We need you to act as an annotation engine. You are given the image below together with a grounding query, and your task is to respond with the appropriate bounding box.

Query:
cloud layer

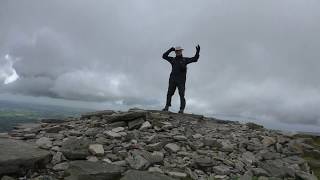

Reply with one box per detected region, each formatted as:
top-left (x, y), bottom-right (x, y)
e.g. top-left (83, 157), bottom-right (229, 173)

top-left (1, 0), bottom-right (320, 130)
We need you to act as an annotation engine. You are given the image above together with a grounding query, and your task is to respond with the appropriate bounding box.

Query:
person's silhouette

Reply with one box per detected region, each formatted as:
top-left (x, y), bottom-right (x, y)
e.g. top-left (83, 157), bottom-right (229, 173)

top-left (162, 45), bottom-right (200, 113)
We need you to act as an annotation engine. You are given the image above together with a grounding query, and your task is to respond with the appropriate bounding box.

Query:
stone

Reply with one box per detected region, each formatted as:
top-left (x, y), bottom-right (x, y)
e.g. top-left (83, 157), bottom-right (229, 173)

top-left (23, 133), bottom-right (36, 139)
top-left (65, 160), bottom-right (124, 180)
top-left (41, 118), bottom-right (66, 123)
top-left (2, 108), bottom-right (316, 179)
top-left (32, 175), bottom-right (56, 180)
top-left (69, 130), bottom-right (82, 136)
top-left (241, 151), bottom-right (256, 164)
top-left (282, 155), bottom-right (305, 165)
top-left (257, 177), bottom-right (269, 180)
top-left (220, 140), bottom-right (234, 152)
top-left (135, 150), bottom-right (164, 165)
top-left (53, 162), bottom-right (69, 171)
top-left (0, 138), bottom-right (51, 175)
top-left (145, 142), bottom-right (165, 151)
top-left (60, 137), bottom-right (91, 160)
top-left (128, 118), bottom-right (145, 130)
top-left (87, 156), bottom-right (99, 162)
top-left (1, 176), bottom-right (15, 180)
top-left (257, 161), bottom-right (295, 178)
top-left (96, 137), bottom-right (109, 144)
top-left (148, 166), bottom-right (163, 173)
top-left (261, 152), bottom-right (281, 160)
top-left (164, 143), bottom-right (180, 153)
top-left (295, 171), bottom-right (318, 180)
top-left (107, 112), bottom-right (146, 123)
top-left (246, 122), bottom-right (263, 130)
top-left (252, 168), bottom-right (269, 176)
top-left (192, 133), bottom-right (203, 139)
top-left (239, 170), bottom-right (253, 180)
top-left (89, 144), bottom-right (104, 156)
top-left (126, 152), bottom-right (150, 170)
top-left (140, 121), bottom-right (152, 130)
top-left (52, 152), bottom-right (66, 165)
top-left (173, 135), bottom-right (187, 141)
top-left (214, 175), bottom-right (228, 179)
top-left (212, 165), bottom-right (231, 175)
top-left (81, 110), bottom-right (115, 119)
top-left (44, 125), bottom-right (64, 133)
top-left (194, 157), bottom-right (217, 167)
top-left (167, 171), bottom-right (187, 178)
top-left (0, 133), bottom-right (9, 138)
top-left (112, 127), bottom-right (125, 133)
top-left (203, 137), bottom-right (221, 147)
top-left (261, 136), bottom-right (276, 146)
top-left (112, 160), bottom-right (127, 166)
top-left (120, 170), bottom-right (175, 180)
top-left (104, 130), bottom-right (122, 138)
top-left (108, 121), bottom-right (127, 128)
top-left (85, 128), bottom-right (99, 136)
top-left (36, 137), bottom-right (52, 149)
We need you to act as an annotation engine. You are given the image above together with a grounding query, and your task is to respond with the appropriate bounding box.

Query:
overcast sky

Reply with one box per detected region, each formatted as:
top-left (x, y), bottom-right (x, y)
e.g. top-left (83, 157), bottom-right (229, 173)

top-left (0, 0), bottom-right (320, 132)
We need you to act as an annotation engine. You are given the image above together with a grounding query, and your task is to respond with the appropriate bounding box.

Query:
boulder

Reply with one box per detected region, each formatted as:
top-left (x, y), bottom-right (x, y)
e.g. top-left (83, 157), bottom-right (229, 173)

top-left (164, 143), bottom-right (180, 153)
top-left (107, 112), bottom-right (146, 123)
top-left (0, 138), bottom-right (51, 175)
top-left (128, 118), bottom-right (145, 130)
top-left (36, 137), bottom-right (52, 150)
top-left (89, 144), bottom-right (104, 156)
top-left (81, 110), bottom-right (115, 119)
top-left (140, 121), bottom-right (152, 130)
top-left (53, 162), bottom-right (69, 171)
top-left (126, 151), bottom-right (150, 170)
top-left (60, 137), bottom-right (91, 160)
top-left (246, 122), bottom-right (263, 130)
top-left (65, 160), bottom-right (124, 180)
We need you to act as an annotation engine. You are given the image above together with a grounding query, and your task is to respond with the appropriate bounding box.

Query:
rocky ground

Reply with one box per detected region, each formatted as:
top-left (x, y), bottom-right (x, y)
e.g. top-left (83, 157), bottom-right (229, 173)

top-left (0, 108), bottom-right (319, 180)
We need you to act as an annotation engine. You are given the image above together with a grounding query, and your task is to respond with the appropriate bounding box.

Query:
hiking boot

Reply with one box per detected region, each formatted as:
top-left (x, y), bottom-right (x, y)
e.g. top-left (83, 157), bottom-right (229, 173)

top-left (178, 109), bottom-right (184, 114)
top-left (162, 106), bottom-right (169, 111)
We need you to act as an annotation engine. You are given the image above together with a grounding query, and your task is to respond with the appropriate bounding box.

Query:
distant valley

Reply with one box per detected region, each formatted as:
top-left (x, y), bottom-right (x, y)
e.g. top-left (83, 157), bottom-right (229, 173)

top-left (0, 100), bottom-right (91, 132)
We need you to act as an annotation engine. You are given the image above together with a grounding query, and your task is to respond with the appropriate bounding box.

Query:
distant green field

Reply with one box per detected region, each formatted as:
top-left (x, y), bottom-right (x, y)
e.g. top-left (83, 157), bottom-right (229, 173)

top-left (0, 100), bottom-right (91, 132)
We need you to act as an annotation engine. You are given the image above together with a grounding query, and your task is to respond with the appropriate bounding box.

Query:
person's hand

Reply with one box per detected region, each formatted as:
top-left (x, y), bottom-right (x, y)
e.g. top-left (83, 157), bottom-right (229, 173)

top-left (170, 47), bottom-right (175, 52)
top-left (196, 45), bottom-right (200, 53)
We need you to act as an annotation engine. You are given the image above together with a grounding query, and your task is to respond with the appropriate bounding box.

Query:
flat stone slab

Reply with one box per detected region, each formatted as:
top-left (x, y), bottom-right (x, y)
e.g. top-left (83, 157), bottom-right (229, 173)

top-left (120, 170), bottom-right (175, 180)
top-left (0, 138), bottom-right (51, 175)
top-left (65, 160), bottom-right (124, 180)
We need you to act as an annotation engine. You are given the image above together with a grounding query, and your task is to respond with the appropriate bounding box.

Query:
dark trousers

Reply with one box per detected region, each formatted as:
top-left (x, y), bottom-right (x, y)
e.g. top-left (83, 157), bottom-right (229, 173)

top-left (165, 77), bottom-right (186, 110)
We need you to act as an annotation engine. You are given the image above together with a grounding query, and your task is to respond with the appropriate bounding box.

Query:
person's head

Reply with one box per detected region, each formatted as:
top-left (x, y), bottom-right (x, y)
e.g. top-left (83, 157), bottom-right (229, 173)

top-left (174, 46), bottom-right (184, 57)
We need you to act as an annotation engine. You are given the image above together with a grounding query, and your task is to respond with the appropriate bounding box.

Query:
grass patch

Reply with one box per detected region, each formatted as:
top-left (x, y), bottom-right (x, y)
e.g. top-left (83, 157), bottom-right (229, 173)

top-left (293, 134), bottom-right (320, 179)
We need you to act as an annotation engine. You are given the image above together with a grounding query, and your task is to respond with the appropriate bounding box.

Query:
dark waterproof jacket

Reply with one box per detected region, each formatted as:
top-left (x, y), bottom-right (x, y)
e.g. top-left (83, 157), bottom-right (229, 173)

top-left (162, 48), bottom-right (199, 82)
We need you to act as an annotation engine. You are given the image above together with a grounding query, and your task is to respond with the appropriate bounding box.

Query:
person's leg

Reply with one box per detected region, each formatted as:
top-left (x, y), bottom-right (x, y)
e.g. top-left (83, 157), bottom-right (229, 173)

top-left (163, 78), bottom-right (177, 111)
top-left (177, 80), bottom-right (186, 113)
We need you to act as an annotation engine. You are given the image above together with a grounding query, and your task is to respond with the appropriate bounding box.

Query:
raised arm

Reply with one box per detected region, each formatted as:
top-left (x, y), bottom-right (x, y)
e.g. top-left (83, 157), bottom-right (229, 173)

top-left (162, 47), bottom-right (175, 63)
top-left (186, 45), bottom-right (200, 64)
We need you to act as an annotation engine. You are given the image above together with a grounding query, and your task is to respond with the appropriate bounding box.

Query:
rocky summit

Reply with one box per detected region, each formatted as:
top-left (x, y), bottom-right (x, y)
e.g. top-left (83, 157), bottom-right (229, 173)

top-left (0, 108), bottom-right (318, 180)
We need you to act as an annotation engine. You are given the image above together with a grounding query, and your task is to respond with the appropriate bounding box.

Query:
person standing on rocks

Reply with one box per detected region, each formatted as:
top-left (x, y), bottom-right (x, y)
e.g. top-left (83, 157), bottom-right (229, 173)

top-left (162, 45), bottom-right (200, 113)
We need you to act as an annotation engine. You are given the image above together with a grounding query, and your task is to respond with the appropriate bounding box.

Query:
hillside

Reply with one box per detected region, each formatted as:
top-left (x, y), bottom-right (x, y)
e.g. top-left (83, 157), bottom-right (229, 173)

top-left (0, 108), bottom-right (318, 180)
top-left (0, 100), bottom-right (91, 132)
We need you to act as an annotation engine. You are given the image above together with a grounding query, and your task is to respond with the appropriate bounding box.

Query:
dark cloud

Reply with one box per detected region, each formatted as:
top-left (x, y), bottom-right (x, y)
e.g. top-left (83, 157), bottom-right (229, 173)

top-left (0, 0), bottom-right (320, 131)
